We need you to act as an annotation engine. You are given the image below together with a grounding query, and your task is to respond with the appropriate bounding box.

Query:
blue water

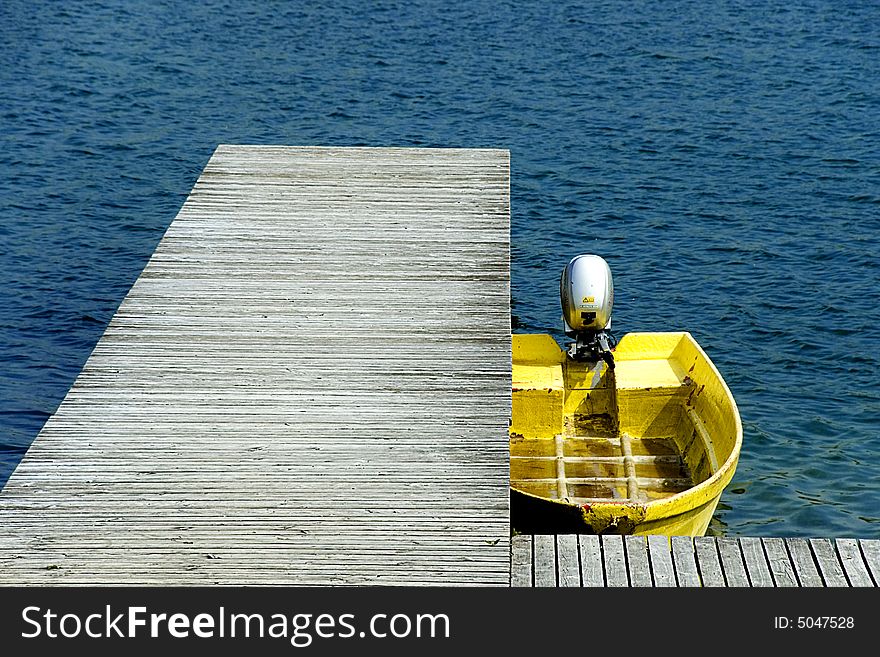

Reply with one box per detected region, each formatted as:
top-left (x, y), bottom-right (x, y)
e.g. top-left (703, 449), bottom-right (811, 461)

top-left (1, 0), bottom-right (878, 538)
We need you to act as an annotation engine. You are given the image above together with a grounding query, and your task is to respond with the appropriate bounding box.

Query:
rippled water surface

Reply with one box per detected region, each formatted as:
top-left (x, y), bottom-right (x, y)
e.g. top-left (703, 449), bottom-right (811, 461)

top-left (1, 0), bottom-right (878, 537)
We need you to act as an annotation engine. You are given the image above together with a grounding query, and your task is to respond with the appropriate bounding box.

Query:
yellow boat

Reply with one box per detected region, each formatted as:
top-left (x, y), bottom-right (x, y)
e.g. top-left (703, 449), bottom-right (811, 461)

top-left (510, 257), bottom-right (742, 536)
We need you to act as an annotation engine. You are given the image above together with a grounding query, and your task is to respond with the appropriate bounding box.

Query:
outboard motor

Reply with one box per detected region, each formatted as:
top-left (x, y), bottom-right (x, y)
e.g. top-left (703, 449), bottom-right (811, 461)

top-left (560, 254), bottom-right (616, 367)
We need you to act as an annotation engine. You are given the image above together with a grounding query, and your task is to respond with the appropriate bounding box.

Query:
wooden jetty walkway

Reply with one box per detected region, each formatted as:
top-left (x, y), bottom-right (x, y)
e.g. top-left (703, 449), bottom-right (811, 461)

top-left (0, 145), bottom-right (511, 585)
top-left (511, 534), bottom-right (880, 587)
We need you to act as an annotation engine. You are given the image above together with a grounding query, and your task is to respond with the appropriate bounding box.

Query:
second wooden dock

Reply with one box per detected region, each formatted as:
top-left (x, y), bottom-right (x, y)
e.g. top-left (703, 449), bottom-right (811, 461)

top-left (511, 534), bottom-right (880, 587)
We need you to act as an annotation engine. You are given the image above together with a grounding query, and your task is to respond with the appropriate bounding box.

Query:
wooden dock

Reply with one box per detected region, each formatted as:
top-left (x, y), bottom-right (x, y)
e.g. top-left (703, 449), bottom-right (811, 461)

top-left (0, 145), bottom-right (511, 585)
top-left (511, 534), bottom-right (880, 587)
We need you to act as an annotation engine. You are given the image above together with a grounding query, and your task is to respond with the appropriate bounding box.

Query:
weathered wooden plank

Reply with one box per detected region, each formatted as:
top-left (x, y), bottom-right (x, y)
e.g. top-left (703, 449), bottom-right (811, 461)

top-left (858, 540), bottom-right (880, 586)
top-left (647, 535), bottom-right (676, 587)
top-left (510, 535), bottom-right (533, 588)
top-left (602, 535), bottom-right (628, 587)
top-left (835, 539), bottom-right (874, 587)
top-left (671, 536), bottom-right (701, 587)
top-left (579, 535), bottom-right (604, 587)
top-left (809, 538), bottom-right (848, 587)
top-left (694, 536), bottom-right (725, 587)
top-left (716, 537), bottom-right (749, 587)
top-left (762, 538), bottom-right (798, 587)
top-left (739, 537), bottom-right (773, 587)
top-left (624, 535), bottom-right (652, 587)
top-left (533, 534), bottom-right (557, 587)
top-left (0, 146), bottom-right (511, 585)
top-left (786, 538), bottom-right (823, 587)
top-left (556, 535), bottom-right (581, 587)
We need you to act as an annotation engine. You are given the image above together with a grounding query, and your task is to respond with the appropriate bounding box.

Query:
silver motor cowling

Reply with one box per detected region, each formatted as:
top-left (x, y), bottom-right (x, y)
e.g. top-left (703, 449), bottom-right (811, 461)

top-left (560, 254), bottom-right (616, 366)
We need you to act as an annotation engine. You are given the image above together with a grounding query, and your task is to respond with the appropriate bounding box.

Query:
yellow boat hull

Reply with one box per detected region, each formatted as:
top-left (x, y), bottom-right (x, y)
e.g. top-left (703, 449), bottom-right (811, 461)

top-left (510, 332), bottom-right (742, 536)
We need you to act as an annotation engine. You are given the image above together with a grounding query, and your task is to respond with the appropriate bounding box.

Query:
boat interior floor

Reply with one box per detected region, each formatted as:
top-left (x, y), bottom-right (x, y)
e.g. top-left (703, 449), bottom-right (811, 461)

top-left (510, 418), bottom-right (694, 505)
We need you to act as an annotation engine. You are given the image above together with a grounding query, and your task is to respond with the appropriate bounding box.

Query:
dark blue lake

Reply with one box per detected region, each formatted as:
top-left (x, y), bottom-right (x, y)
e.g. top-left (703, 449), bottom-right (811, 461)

top-left (1, 0), bottom-right (878, 537)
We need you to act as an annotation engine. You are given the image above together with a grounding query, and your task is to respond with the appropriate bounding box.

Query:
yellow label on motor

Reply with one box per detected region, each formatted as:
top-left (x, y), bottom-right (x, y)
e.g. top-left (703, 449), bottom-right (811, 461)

top-left (583, 296), bottom-right (595, 304)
